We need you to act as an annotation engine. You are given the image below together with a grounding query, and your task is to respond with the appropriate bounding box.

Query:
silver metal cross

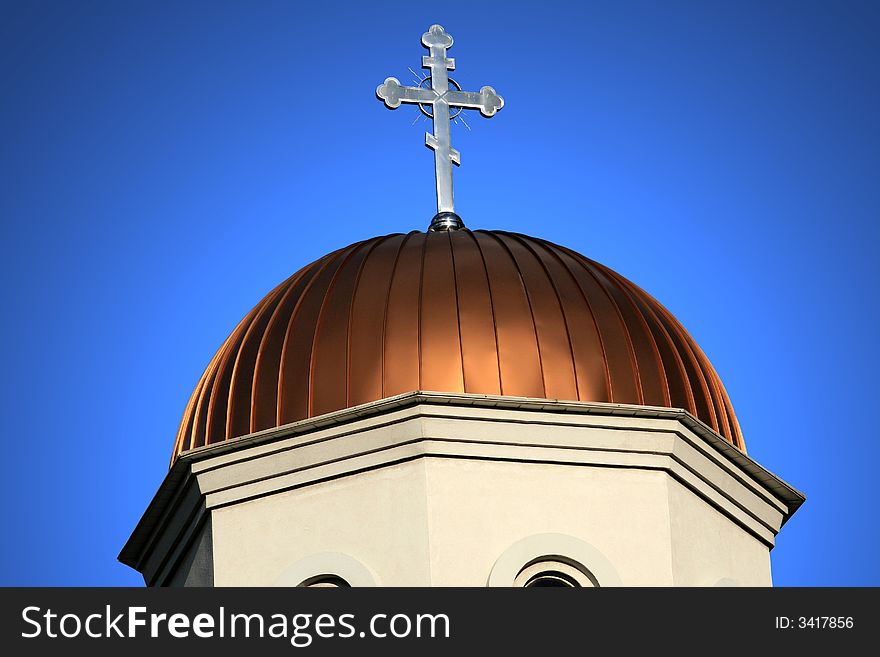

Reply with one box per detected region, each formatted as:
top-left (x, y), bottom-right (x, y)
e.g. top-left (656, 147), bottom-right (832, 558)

top-left (377, 24), bottom-right (504, 231)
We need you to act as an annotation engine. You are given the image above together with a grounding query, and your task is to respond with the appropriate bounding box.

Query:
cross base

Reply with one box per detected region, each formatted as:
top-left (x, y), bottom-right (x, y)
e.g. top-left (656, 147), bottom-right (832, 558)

top-left (429, 211), bottom-right (465, 232)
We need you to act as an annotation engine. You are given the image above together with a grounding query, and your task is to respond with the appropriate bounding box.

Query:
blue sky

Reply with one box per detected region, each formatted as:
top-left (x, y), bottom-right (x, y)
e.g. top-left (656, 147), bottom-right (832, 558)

top-left (1, 0), bottom-right (877, 585)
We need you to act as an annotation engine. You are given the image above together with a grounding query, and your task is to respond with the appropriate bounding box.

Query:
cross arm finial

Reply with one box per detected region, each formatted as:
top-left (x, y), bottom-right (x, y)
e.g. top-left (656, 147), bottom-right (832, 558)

top-left (376, 77), bottom-right (435, 109)
top-left (421, 24), bottom-right (453, 49)
top-left (443, 86), bottom-right (504, 117)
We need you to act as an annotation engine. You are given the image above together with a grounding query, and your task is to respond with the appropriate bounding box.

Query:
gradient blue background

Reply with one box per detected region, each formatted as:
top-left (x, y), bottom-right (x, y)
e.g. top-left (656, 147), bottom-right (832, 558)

top-left (1, 0), bottom-right (877, 586)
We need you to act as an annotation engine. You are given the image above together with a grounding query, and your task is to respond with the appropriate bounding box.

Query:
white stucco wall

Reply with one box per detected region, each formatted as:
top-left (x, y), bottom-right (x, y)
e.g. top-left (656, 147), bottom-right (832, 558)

top-left (212, 460), bottom-right (431, 586)
top-left (666, 477), bottom-right (772, 586)
top-left (422, 458), bottom-right (671, 585)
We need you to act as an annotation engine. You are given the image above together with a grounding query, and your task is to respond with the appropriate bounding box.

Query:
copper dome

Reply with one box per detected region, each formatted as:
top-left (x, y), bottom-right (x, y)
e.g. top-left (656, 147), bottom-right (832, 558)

top-left (172, 230), bottom-right (743, 463)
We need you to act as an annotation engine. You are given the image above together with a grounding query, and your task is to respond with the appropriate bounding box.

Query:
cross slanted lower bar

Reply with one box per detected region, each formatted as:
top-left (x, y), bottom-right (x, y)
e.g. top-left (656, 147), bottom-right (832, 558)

top-left (377, 24), bottom-right (504, 231)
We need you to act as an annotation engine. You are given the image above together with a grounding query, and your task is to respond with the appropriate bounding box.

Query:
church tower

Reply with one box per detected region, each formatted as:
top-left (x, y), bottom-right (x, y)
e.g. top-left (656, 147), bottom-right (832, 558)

top-left (119, 25), bottom-right (803, 587)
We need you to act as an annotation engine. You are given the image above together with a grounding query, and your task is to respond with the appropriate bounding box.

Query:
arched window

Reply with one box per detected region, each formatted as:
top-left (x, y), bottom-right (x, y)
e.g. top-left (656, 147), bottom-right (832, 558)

top-left (513, 559), bottom-right (596, 587)
top-left (273, 552), bottom-right (378, 587)
top-left (488, 533), bottom-right (622, 587)
top-left (298, 574), bottom-right (351, 588)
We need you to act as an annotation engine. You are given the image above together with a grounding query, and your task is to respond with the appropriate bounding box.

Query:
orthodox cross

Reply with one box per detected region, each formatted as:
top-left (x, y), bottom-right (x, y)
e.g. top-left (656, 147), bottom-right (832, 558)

top-left (377, 24), bottom-right (504, 231)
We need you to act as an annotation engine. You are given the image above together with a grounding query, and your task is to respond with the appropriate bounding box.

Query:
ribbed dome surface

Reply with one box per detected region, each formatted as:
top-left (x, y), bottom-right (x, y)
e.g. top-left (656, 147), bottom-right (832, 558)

top-left (173, 230), bottom-right (743, 463)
